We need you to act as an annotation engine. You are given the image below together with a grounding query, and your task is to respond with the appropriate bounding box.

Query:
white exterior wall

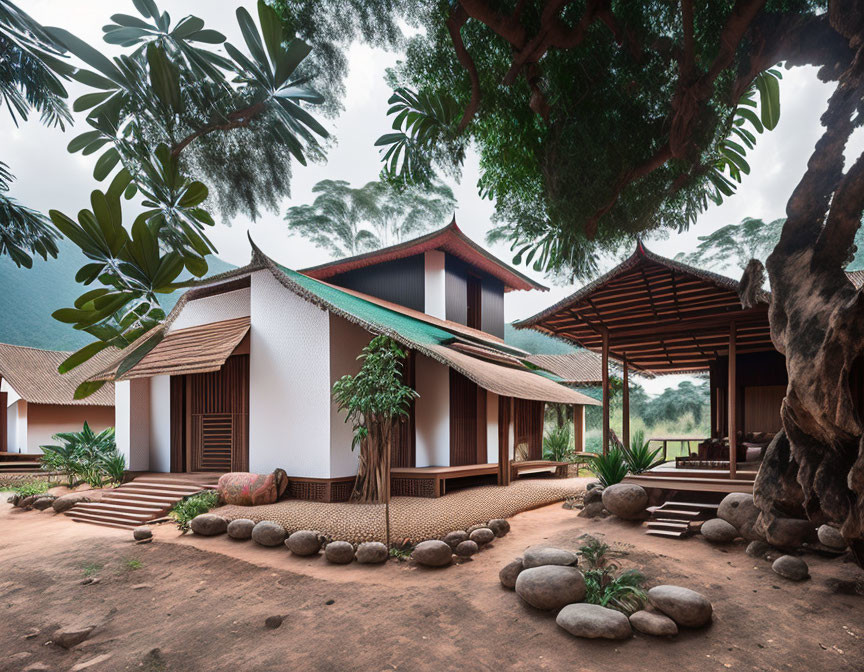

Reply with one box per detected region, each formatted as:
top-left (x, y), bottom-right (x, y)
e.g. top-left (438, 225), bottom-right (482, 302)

top-left (329, 314), bottom-right (371, 478)
top-left (414, 353), bottom-right (450, 467)
top-left (148, 375), bottom-right (172, 472)
top-left (424, 251), bottom-right (446, 319)
top-left (115, 379), bottom-right (151, 471)
top-left (170, 287), bottom-right (250, 331)
top-left (486, 392), bottom-right (499, 464)
top-left (7, 399), bottom-right (25, 453)
top-left (249, 270), bottom-right (332, 476)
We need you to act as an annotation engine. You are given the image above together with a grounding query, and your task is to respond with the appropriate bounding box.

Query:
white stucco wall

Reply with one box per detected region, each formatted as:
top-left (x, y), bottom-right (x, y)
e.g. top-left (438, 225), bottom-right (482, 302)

top-left (329, 314), bottom-right (371, 478)
top-left (249, 270), bottom-right (332, 476)
top-left (414, 353), bottom-right (450, 467)
top-left (170, 286), bottom-right (250, 331)
top-left (424, 250), bottom-right (446, 319)
top-left (486, 392), bottom-right (499, 464)
top-left (115, 379), bottom-right (151, 471)
top-left (6, 399), bottom-right (24, 453)
top-left (149, 375), bottom-right (171, 472)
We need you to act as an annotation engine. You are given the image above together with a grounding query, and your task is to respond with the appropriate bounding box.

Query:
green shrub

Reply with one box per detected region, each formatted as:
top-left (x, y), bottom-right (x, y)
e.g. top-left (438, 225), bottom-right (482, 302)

top-left (622, 430), bottom-right (665, 474)
top-left (11, 480), bottom-right (51, 497)
top-left (579, 538), bottom-right (646, 615)
top-left (170, 490), bottom-right (220, 532)
top-left (41, 422), bottom-right (125, 487)
top-left (587, 448), bottom-right (628, 487)
top-left (543, 425), bottom-right (573, 462)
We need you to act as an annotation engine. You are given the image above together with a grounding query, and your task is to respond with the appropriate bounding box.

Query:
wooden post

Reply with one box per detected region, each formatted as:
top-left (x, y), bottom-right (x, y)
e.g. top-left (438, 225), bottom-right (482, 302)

top-left (622, 356), bottom-right (630, 449)
top-left (0, 374), bottom-right (6, 454)
top-left (728, 321), bottom-right (737, 480)
top-left (573, 404), bottom-right (584, 452)
top-left (602, 328), bottom-right (610, 455)
top-left (497, 396), bottom-right (512, 486)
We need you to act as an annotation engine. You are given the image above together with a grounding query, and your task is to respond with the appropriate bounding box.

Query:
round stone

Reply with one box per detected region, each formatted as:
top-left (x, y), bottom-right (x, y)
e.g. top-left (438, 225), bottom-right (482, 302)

top-left (556, 603), bottom-right (632, 640)
top-left (629, 610), bottom-right (678, 637)
top-left (324, 541), bottom-right (355, 564)
top-left (412, 540), bottom-right (453, 567)
top-left (132, 526), bottom-right (152, 541)
top-left (455, 540), bottom-right (479, 557)
top-left (442, 530), bottom-right (468, 550)
top-left (32, 496), bottom-right (55, 511)
top-left (487, 519), bottom-right (510, 537)
top-left (499, 558), bottom-right (524, 589)
top-left (251, 521), bottom-right (286, 547)
top-left (583, 487), bottom-right (604, 505)
top-left (772, 555), bottom-right (809, 581)
top-left (578, 502), bottom-right (608, 518)
top-left (647, 585), bottom-right (713, 628)
top-left (190, 514), bottom-right (227, 536)
top-left (469, 528), bottom-right (495, 545)
top-left (717, 493), bottom-right (760, 540)
top-left (52, 493), bottom-right (91, 513)
top-left (745, 540), bottom-right (776, 560)
top-left (817, 524), bottom-right (847, 550)
top-left (764, 517), bottom-right (817, 550)
top-left (522, 546), bottom-right (579, 569)
top-left (701, 518), bottom-right (739, 544)
top-left (515, 565), bottom-right (586, 611)
top-left (355, 542), bottom-right (388, 564)
top-left (285, 530), bottom-right (320, 555)
top-left (601, 483), bottom-right (648, 519)
top-left (226, 518), bottom-right (255, 540)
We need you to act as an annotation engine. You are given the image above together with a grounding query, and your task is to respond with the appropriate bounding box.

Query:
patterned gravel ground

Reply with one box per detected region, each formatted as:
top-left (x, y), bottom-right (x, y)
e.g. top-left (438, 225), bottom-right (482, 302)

top-left (214, 476), bottom-right (590, 544)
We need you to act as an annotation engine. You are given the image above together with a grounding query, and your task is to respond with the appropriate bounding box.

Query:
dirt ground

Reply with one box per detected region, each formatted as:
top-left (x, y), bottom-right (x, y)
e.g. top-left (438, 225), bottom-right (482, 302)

top-left (1, 495), bottom-right (862, 672)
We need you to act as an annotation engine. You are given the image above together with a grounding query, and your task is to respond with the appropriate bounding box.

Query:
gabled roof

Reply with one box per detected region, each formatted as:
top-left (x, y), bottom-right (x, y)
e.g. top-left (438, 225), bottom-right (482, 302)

top-left (0, 343), bottom-right (114, 406)
top-left (526, 352), bottom-right (607, 386)
top-left (516, 242), bottom-right (774, 374)
top-left (300, 219), bottom-right (547, 293)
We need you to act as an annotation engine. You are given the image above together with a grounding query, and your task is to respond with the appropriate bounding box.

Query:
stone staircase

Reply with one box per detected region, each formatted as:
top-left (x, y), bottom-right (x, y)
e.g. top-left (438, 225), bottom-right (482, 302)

top-left (645, 500), bottom-right (719, 539)
top-left (65, 474), bottom-right (220, 530)
top-left (0, 453), bottom-right (43, 474)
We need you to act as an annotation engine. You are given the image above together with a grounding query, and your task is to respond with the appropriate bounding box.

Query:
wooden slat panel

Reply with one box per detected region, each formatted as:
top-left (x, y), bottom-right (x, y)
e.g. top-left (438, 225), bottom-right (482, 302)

top-left (169, 375), bottom-right (185, 472)
top-left (498, 396), bottom-right (512, 485)
top-left (514, 398), bottom-right (543, 460)
top-left (449, 369), bottom-right (478, 466)
top-left (392, 351), bottom-right (416, 468)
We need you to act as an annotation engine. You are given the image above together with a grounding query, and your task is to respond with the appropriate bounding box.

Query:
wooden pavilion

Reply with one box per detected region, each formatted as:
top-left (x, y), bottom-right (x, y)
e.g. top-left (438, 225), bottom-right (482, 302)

top-left (516, 242), bottom-right (785, 494)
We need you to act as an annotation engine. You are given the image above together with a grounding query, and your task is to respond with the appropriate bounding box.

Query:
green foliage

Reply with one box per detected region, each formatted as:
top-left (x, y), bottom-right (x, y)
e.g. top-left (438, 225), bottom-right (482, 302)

top-left (587, 448), bottom-right (628, 488)
top-left (285, 178), bottom-right (455, 258)
top-left (542, 425), bottom-right (573, 462)
top-left (82, 562), bottom-right (102, 577)
top-left (169, 489), bottom-right (220, 532)
top-left (389, 546), bottom-right (411, 561)
top-left (641, 381), bottom-right (709, 427)
top-left (40, 421), bottom-right (124, 487)
top-left (42, 0), bottom-right (328, 387)
top-left (10, 480), bottom-right (51, 497)
top-left (124, 558), bottom-right (143, 570)
top-left (579, 538), bottom-right (646, 615)
top-left (622, 431), bottom-right (665, 475)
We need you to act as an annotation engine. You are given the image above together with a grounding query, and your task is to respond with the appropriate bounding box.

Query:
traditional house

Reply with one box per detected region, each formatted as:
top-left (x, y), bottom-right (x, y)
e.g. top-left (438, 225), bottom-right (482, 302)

top-left (99, 222), bottom-right (598, 504)
top-left (0, 343), bottom-right (115, 455)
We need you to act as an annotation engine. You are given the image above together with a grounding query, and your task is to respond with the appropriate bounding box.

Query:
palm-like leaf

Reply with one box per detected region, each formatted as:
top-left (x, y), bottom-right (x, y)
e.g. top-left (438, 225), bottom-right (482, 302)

top-left (588, 448), bottom-right (628, 488)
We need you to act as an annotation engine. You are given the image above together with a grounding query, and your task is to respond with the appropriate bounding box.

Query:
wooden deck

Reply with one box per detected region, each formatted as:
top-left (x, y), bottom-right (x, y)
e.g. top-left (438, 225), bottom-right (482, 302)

top-left (623, 467), bottom-right (755, 494)
top-left (391, 460), bottom-right (568, 498)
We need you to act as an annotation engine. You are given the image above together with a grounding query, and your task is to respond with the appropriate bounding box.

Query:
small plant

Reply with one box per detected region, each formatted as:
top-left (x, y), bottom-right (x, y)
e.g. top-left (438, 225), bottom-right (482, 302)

top-left (543, 425), bottom-right (573, 462)
top-left (124, 558), bottom-right (143, 570)
top-left (588, 448), bottom-right (628, 487)
top-left (170, 490), bottom-right (220, 532)
top-left (622, 430), bottom-right (665, 474)
top-left (579, 538), bottom-right (646, 615)
top-left (40, 422), bottom-right (125, 487)
top-left (82, 562), bottom-right (102, 577)
top-left (389, 546), bottom-right (412, 561)
top-left (11, 480), bottom-right (51, 497)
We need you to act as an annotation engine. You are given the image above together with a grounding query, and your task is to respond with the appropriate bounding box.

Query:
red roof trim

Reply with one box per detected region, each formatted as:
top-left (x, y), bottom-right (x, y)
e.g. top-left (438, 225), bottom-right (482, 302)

top-left (300, 220), bottom-right (547, 292)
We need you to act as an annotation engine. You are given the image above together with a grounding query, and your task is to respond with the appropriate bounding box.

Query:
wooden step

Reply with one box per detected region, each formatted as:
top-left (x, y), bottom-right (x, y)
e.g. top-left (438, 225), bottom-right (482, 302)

top-left (68, 517), bottom-right (140, 531)
top-left (112, 485), bottom-right (205, 498)
top-left (75, 501), bottom-right (163, 515)
top-left (132, 476), bottom-right (218, 488)
top-left (647, 521), bottom-right (690, 533)
top-left (70, 505), bottom-right (157, 522)
top-left (652, 508), bottom-right (701, 519)
top-left (100, 494), bottom-right (175, 508)
top-left (66, 511), bottom-right (140, 528)
top-left (661, 501), bottom-right (719, 511)
top-left (645, 529), bottom-right (689, 538)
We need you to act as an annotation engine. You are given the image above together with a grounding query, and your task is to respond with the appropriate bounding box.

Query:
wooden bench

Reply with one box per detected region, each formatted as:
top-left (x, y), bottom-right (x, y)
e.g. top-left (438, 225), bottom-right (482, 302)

top-left (391, 464), bottom-right (498, 498)
top-left (511, 460), bottom-right (569, 480)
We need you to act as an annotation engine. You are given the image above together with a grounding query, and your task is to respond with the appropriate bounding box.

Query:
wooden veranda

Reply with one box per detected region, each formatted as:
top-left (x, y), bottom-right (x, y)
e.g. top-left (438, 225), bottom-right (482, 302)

top-left (516, 242), bottom-right (782, 492)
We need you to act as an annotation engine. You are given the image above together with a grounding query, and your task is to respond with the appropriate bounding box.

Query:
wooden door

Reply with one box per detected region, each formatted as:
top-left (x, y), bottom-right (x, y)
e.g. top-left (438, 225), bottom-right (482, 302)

top-left (514, 398), bottom-right (544, 460)
top-left (450, 370), bottom-right (478, 466)
top-left (187, 355), bottom-right (249, 473)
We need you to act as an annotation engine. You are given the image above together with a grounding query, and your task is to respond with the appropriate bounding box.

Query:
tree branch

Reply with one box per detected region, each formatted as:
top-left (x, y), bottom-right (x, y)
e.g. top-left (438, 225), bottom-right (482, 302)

top-left (170, 101), bottom-right (267, 157)
top-left (447, 5), bottom-right (482, 133)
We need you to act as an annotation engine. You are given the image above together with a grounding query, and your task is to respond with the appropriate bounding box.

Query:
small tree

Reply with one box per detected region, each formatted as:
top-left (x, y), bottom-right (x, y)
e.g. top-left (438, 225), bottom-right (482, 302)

top-left (332, 336), bottom-right (417, 546)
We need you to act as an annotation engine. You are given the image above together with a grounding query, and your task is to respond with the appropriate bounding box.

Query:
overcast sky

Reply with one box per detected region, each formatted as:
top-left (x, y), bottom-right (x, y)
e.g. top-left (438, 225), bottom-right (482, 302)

top-left (8, 1), bottom-right (861, 394)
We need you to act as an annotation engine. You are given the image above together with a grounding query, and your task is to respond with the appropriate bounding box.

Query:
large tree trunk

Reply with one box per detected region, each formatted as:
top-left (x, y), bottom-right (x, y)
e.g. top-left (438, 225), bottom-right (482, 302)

top-left (351, 418), bottom-right (393, 504)
top-left (745, 8), bottom-right (864, 564)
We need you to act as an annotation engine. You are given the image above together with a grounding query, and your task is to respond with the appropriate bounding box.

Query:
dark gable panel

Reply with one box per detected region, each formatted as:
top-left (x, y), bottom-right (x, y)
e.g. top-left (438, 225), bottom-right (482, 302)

top-left (445, 253), bottom-right (505, 337)
top-left (327, 254), bottom-right (425, 312)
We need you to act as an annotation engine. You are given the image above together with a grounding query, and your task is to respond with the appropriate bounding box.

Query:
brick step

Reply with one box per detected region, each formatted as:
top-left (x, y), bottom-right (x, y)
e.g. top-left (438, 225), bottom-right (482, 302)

top-left (75, 501), bottom-right (164, 515)
top-left (66, 511), bottom-right (141, 528)
top-left (0, 461), bottom-right (42, 468)
top-left (100, 494), bottom-right (176, 508)
top-left (70, 505), bottom-right (157, 523)
top-left (111, 485), bottom-right (205, 498)
top-left (133, 476), bottom-right (219, 487)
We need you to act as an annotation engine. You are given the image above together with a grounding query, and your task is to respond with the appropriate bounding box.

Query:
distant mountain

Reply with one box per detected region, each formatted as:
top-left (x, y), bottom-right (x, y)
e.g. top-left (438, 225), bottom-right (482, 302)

top-left (504, 323), bottom-right (575, 354)
top-left (0, 238), bottom-right (236, 351)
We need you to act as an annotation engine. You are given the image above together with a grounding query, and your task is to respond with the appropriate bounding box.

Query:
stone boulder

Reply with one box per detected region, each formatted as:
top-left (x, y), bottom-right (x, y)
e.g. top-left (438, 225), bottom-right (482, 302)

top-left (227, 518), bottom-right (255, 540)
top-left (701, 518), bottom-right (739, 544)
top-left (412, 540), bottom-right (453, 567)
top-left (487, 519), bottom-right (510, 537)
top-left (499, 558), bottom-right (524, 589)
top-left (52, 492), bottom-right (92, 513)
top-left (455, 540), bottom-right (479, 557)
top-left (522, 546), bottom-right (579, 569)
top-left (252, 521), bottom-right (287, 547)
top-left (190, 514), bottom-right (227, 536)
top-left (53, 624), bottom-right (96, 649)
top-left (772, 555), bottom-right (809, 581)
top-left (556, 604), bottom-right (632, 640)
top-left (578, 502), bottom-right (609, 518)
top-left (355, 542), bottom-right (388, 564)
top-left (285, 530), bottom-right (320, 555)
top-left (601, 484), bottom-right (648, 519)
top-left (745, 540), bottom-right (778, 560)
top-left (647, 585), bottom-right (712, 628)
top-left (18, 495), bottom-right (38, 509)
top-left (324, 541), bottom-right (355, 564)
top-left (717, 493), bottom-right (760, 540)
top-left (469, 528), bottom-right (495, 546)
top-left (32, 496), bottom-right (56, 511)
top-left (583, 487), bottom-right (604, 505)
top-left (817, 524), bottom-right (847, 551)
top-left (442, 530), bottom-right (468, 550)
top-left (629, 610), bottom-right (678, 637)
top-left (515, 565), bottom-right (586, 611)
top-left (763, 517), bottom-right (817, 550)
top-left (132, 526), bottom-right (152, 541)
